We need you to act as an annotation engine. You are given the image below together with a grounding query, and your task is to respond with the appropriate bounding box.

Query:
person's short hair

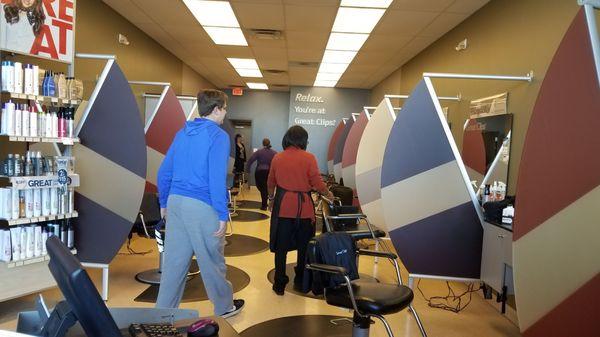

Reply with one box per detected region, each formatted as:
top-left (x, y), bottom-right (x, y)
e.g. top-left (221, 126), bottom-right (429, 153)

top-left (282, 125), bottom-right (308, 150)
top-left (197, 89), bottom-right (227, 117)
top-left (262, 138), bottom-right (271, 148)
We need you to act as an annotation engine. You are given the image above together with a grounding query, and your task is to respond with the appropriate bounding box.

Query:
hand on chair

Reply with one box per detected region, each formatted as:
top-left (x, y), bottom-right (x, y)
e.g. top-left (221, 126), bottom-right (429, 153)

top-left (160, 208), bottom-right (167, 220)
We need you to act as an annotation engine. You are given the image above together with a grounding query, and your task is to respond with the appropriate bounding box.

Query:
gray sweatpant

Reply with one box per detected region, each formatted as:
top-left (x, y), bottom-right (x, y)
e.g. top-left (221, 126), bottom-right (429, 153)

top-left (155, 194), bottom-right (233, 315)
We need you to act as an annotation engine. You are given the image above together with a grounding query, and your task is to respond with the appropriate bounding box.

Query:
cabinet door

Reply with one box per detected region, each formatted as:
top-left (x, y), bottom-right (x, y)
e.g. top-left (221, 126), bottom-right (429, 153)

top-left (481, 222), bottom-right (511, 292)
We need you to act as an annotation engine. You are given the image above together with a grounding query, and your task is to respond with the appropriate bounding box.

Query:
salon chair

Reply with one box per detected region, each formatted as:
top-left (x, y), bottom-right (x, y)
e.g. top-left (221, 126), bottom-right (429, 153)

top-left (306, 237), bottom-right (427, 337)
top-left (321, 196), bottom-right (386, 241)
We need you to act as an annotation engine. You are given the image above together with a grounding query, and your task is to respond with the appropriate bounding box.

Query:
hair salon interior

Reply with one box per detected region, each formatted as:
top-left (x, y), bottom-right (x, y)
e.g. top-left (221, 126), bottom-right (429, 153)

top-left (0, 0), bottom-right (598, 336)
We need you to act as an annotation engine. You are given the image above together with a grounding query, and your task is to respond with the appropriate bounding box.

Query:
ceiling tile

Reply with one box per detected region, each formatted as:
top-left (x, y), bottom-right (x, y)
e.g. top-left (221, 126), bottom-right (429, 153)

top-left (287, 49), bottom-right (323, 63)
top-left (285, 5), bottom-right (337, 32)
top-left (217, 46), bottom-right (255, 58)
top-left (289, 67), bottom-right (318, 81)
top-left (182, 43), bottom-right (222, 58)
top-left (160, 24), bottom-right (211, 44)
top-left (373, 10), bottom-right (439, 35)
top-left (362, 35), bottom-right (412, 52)
top-left (389, 0), bottom-right (454, 12)
top-left (446, 0), bottom-right (490, 14)
top-left (103, 0), bottom-right (153, 24)
top-left (337, 80), bottom-right (368, 89)
top-left (263, 72), bottom-right (290, 84)
top-left (285, 31), bottom-right (329, 50)
top-left (232, 2), bottom-right (285, 30)
top-left (419, 13), bottom-right (469, 37)
top-left (351, 51), bottom-right (394, 68)
top-left (251, 47), bottom-right (287, 61)
top-left (246, 37), bottom-right (287, 49)
top-left (283, 0), bottom-right (338, 5)
top-left (402, 36), bottom-right (439, 54)
top-left (257, 58), bottom-right (289, 70)
top-left (131, 0), bottom-right (198, 26)
top-left (230, 0), bottom-right (282, 3)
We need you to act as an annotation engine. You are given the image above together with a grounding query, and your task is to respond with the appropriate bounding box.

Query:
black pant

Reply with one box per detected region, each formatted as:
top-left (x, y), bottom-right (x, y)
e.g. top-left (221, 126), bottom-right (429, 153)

top-left (274, 218), bottom-right (314, 288)
top-left (255, 169), bottom-right (269, 208)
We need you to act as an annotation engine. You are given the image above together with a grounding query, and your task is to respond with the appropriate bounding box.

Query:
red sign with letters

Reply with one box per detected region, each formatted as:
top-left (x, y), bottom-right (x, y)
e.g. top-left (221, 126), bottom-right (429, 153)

top-left (1, 0), bottom-right (76, 63)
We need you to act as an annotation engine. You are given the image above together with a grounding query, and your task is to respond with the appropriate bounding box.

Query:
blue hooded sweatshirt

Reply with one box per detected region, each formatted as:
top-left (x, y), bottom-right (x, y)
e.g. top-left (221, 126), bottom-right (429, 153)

top-left (157, 118), bottom-right (230, 221)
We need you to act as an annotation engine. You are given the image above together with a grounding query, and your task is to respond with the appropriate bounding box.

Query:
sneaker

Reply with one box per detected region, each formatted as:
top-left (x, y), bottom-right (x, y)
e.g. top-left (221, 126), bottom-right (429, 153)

top-left (221, 299), bottom-right (245, 318)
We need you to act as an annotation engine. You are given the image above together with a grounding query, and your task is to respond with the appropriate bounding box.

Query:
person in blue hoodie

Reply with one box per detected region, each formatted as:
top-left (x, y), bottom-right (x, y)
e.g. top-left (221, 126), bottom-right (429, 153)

top-left (155, 89), bottom-right (244, 318)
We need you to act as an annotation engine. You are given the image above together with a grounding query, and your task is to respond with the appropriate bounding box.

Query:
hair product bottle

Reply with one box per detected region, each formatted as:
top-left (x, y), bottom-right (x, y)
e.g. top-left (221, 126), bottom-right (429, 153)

top-left (13, 62), bottom-right (23, 94)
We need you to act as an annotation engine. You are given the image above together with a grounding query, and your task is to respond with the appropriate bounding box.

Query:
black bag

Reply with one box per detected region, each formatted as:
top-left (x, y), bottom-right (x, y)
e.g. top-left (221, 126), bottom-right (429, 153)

top-left (303, 232), bottom-right (359, 295)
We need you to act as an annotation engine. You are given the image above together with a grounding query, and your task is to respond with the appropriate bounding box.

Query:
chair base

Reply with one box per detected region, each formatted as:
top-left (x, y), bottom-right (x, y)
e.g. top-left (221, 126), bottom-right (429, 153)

top-left (352, 314), bottom-right (371, 337)
top-left (135, 269), bottom-right (162, 285)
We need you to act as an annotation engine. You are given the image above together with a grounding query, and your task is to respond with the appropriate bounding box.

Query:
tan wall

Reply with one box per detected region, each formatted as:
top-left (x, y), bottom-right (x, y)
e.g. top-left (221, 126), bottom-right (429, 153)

top-left (370, 0), bottom-right (581, 194)
top-left (181, 63), bottom-right (216, 96)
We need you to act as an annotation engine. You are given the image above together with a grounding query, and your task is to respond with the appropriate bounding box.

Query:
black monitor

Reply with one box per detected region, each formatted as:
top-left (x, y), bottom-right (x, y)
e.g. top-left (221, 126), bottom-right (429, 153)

top-left (46, 236), bottom-right (121, 337)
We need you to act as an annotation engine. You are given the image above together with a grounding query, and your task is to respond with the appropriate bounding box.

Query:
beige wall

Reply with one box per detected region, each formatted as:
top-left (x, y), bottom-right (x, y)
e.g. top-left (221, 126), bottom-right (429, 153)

top-left (370, 0), bottom-right (581, 193)
top-left (74, 0), bottom-right (215, 113)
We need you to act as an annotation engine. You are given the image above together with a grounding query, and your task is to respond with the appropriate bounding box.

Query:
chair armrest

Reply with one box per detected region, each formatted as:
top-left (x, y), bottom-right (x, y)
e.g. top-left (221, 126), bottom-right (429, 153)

top-left (306, 263), bottom-right (348, 276)
top-left (358, 249), bottom-right (398, 260)
top-left (329, 213), bottom-right (367, 220)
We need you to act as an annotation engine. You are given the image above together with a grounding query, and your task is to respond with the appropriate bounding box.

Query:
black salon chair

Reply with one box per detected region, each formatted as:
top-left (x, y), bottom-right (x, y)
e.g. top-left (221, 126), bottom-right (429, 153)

top-left (306, 238), bottom-right (427, 337)
top-left (321, 196), bottom-right (386, 241)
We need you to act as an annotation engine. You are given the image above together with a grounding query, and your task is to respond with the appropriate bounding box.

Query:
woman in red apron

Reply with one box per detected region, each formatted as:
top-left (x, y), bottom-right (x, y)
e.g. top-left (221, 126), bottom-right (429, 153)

top-left (267, 125), bottom-right (333, 295)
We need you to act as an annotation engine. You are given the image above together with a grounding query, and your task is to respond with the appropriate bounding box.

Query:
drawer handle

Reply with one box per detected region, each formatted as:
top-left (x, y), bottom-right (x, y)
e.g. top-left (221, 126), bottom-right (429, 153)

top-left (498, 234), bottom-right (506, 238)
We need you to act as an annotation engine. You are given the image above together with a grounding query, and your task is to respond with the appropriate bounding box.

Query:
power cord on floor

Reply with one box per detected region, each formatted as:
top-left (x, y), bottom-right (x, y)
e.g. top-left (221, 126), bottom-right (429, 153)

top-left (416, 278), bottom-right (480, 313)
top-left (118, 236), bottom-right (153, 256)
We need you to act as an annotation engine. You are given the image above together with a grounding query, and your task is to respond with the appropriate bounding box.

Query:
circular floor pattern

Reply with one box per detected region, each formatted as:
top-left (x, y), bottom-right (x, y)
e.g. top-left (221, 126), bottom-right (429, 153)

top-left (225, 234), bottom-right (269, 257)
top-left (266, 263), bottom-right (379, 299)
top-left (231, 209), bottom-right (270, 222)
top-left (240, 315), bottom-right (352, 337)
top-left (134, 264), bottom-right (250, 303)
top-left (238, 200), bottom-right (264, 209)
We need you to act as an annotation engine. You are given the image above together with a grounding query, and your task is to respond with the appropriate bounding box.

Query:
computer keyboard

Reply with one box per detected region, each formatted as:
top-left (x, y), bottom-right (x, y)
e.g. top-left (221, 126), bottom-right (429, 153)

top-left (129, 323), bottom-right (184, 337)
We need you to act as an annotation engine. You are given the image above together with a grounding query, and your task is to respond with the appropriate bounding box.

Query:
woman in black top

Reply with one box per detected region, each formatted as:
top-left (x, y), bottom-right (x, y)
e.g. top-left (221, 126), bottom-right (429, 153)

top-left (233, 134), bottom-right (247, 186)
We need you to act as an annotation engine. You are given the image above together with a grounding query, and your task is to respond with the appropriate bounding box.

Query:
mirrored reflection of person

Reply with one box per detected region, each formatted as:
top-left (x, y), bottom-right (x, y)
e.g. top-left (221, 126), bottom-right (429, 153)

top-left (267, 126), bottom-right (334, 295)
top-left (233, 133), bottom-right (246, 187)
top-left (246, 138), bottom-right (277, 210)
top-left (3, 0), bottom-right (45, 52)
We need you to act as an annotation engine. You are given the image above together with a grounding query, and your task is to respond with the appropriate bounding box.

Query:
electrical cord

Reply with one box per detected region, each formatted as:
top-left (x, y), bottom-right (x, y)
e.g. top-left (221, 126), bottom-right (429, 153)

top-left (118, 236), bottom-right (153, 256)
top-left (416, 278), bottom-right (480, 313)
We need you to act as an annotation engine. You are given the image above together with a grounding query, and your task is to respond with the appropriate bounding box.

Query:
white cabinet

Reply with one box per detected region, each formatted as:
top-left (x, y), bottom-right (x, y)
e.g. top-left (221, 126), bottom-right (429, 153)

top-left (480, 221), bottom-right (513, 293)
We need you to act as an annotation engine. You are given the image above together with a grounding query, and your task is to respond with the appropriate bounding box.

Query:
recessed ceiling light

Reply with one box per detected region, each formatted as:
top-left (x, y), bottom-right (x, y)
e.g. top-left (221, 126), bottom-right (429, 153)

top-left (340, 0), bottom-right (393, 9)
top-left (227, 58), bottom-right (259, 69)
top-left (235, 68), bottom-right (263, 77)
top-left (318, 62), bottom-right (350, 74)
top-left (316, 72), bottom-right (343, 81)
top-left (313, 80), bottom-right (337, 87)
top-left (325, 33), bottom-right (369, 51)
top-left (247, 82), bottom-right (268, 90)
top-left (322, 50), bottom-right (357, 64)
top-left (204, 27), bottom-right (247, 46)
top-left (183, 0), bottom-right (240, 28)
top-left (332, 7), bottom-right (385, 34)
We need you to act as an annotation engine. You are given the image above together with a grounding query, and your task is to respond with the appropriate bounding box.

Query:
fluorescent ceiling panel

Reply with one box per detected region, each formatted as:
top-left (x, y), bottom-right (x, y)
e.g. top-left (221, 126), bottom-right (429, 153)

top-left (326, 33), bottom-right (369, 51)
top-left (316, 72), bottom-right (343, 81)
top-left (204, 27), bottom-right (247, 46)
top-left (183, 0), bottom-right (240, 27)
top-left (318, 62), bottom-right (350, 74)
top-left (340, 0), bottom-right (393, 8)
top-left (332, 7), bottom-right (385, 33)
top-left (322, 50), bottom-right (357, 64)
top-left (247, 82), bottom-right (268, 90)
top-left (227, 58), bottom-right (259, 69)
top-left (313, 80), bottom-right (337, 87)
top-left (235, 68), bottom-right (263, 77)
